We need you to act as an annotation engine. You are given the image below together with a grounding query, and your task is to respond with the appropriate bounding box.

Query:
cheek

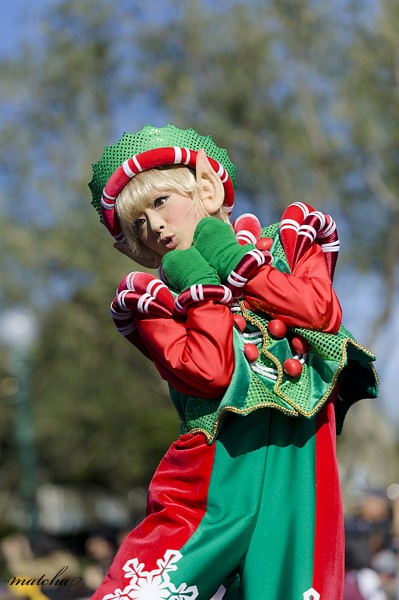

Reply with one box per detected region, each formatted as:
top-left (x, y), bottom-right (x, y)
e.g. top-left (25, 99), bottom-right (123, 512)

top-left (187, 205), bottom-right (204, 226)
top-left (140, 232), bottom-right (157, 251)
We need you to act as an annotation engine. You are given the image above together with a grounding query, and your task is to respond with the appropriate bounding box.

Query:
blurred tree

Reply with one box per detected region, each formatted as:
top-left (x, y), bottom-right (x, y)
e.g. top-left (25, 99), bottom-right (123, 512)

top-left (339, 0), bottom-right (399, 340)
top-left (0, 0), bottom-right (177, 499)
top-left (137, 0), bottom-right (399, 339)
top-left (137, 1), bottom-right (347, 214)
top-left (33, 291), bottom-right (177, 492)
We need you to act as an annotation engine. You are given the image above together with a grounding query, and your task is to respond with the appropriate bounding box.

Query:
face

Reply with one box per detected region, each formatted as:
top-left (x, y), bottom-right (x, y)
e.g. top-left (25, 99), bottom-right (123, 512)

top-left (131, 190), bottom-right (206, 257)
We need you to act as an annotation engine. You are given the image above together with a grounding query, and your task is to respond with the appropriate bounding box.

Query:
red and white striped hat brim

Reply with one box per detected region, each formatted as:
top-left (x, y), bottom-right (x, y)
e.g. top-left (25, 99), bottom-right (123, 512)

top-left (101, 147), bottom-right (235, 242)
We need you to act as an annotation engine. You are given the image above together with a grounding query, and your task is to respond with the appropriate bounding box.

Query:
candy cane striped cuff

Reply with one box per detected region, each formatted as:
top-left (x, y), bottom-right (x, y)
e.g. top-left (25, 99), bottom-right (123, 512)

top-left (175, 284), bottom-right (233, 315)
top-left (110, 283), bottom-right (174, 331)
top-left (226, 248), bottom-right (273, 299)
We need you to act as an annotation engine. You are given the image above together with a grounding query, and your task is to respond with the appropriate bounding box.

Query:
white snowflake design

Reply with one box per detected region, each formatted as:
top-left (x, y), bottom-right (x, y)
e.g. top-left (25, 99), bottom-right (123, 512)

top-left (303, 588), bottom-right (320, 600)
top-left (102, 549), bottom-right (199, 600)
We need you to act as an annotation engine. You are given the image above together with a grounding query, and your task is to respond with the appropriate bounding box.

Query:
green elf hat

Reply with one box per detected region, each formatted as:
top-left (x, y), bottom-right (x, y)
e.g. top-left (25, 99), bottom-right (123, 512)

top-left (89, 124), bottom-right (237, 242)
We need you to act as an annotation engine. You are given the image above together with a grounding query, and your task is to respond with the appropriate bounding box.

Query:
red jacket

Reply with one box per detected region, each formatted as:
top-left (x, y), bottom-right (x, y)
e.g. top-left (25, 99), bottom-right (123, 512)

top-left (133, 243), bottom-right (341, 398)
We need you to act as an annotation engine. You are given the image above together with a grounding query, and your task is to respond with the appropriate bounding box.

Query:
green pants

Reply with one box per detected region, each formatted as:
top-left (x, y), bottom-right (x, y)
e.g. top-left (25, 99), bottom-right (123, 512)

top-left (92, 402), bottom-right (343, 600)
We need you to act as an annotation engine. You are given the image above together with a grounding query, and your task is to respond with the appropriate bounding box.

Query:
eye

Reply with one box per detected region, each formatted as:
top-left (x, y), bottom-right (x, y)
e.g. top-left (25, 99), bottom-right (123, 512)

top-left (132, 217), bottom-right (146, 233)
top-left (153, 195), bottom-right (168, 208)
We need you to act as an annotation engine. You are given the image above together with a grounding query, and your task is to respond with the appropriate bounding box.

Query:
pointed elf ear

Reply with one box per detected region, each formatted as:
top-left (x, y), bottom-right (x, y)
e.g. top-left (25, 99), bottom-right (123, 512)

top-left (195, 149), bottom-right (225, 214)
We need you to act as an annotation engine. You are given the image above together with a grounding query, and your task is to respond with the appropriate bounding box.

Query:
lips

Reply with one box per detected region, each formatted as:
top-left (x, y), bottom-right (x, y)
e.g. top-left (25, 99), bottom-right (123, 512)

top-left (161, 235), bottom-right (177, 251)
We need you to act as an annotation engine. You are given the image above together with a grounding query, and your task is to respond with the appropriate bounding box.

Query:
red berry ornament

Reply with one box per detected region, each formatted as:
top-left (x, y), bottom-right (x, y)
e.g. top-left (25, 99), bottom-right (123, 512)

top-left (244, 344), bottom-right (259, 363)
top-left (233, 314), bottom-right (247, 333)
top-left (291, 335), bottom-right (310, 355)
top-left (268, 319), bottom-right (287, 339)
top-left (256, 237), bottom-right (273, 251)
top-left (283, 358), bottom-right (303, 378)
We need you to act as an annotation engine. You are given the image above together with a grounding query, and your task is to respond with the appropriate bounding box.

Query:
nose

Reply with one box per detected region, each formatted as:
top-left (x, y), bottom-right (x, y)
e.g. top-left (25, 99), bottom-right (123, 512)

top-left (147, 210), bottom-right (164, 234)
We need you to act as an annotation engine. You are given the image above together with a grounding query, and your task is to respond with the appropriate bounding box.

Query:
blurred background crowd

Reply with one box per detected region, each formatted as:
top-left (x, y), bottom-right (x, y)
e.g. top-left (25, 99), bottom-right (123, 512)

top-left (1, 1), bottom-right (399, 599)
top-left (1, 488), bottom-right (399, 599)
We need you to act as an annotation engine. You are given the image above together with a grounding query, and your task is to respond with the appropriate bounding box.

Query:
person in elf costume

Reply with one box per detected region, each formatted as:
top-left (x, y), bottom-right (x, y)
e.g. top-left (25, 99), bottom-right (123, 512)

top-left (89, 124), bottom-right (378, 600)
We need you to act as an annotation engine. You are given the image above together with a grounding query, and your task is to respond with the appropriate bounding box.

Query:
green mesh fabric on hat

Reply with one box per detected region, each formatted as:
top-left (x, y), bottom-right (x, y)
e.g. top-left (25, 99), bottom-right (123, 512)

top-left (89, 124), bottom-right (237, 225)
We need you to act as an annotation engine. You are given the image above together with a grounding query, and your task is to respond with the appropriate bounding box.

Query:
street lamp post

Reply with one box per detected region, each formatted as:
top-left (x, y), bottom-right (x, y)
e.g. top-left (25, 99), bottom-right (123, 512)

top-left (0, 308), bottom-right (40, 541)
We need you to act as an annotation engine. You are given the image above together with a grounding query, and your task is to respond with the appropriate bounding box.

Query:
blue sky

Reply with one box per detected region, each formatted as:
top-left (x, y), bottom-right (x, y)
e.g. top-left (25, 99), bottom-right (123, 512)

top-left (0, 0), bottom-right (32, 57)
top-left (1, 1), bottom-right (47, 57)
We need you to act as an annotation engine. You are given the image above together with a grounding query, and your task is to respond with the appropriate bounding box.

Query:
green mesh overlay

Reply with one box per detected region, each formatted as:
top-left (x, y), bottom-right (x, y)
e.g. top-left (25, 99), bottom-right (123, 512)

top-left (169, 224), bottom-right (378, 442)
top-left (89, 124), bottom-right (237, 220)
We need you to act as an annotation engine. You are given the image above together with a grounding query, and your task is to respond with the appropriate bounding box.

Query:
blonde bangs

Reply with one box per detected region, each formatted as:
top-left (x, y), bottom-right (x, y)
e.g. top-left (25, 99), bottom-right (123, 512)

top-left (117, 166), bottom-right (196, 224)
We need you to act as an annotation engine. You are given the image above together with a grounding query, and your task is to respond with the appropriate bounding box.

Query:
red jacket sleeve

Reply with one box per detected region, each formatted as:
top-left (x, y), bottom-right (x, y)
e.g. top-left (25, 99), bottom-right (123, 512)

top-left (135, 301), bottom-right (234, 398)
top-left (244, 243), bottom-right (342, 333)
